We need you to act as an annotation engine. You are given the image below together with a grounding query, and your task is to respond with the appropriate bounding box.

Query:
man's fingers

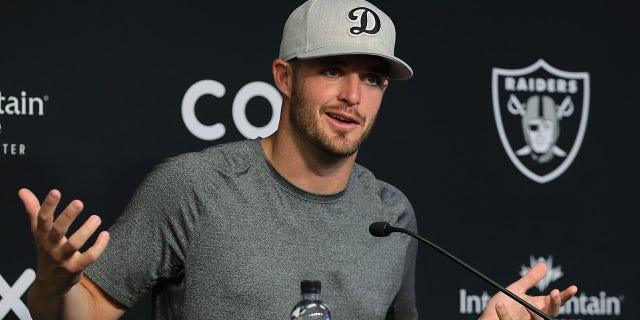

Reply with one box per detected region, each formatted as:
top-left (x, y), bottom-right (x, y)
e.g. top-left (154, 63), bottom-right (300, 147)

top-left (76, 231), bottom-right (110, 269)
top-left (544, 289), bottom-right (562, 317)
top-left (36, 189), bottom-right (62, 233)
top-left (495, 302), bottom-right (514, 320)
top-left (18, 188), bottom-right (42, 232)
top-left (49, 199), bottom-right (84, 242)
top-left (509, 262), bottom-right (547, 293)
top-left (60, 215), bottom-right (102, 257)
top-left (559, 285), bottom-right (578, 303)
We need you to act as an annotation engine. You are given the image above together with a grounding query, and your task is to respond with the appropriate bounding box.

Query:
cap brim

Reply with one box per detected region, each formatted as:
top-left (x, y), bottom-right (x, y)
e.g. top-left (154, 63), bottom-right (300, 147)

top-left (294, 45), bottom-right (413, 80)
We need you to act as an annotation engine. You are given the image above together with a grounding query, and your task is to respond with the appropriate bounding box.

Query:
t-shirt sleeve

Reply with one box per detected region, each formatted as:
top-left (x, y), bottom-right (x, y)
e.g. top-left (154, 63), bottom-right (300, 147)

top-left (85, 157), bottom-right (199, 308)
top-left (377, 180), bottom-right (419, 320)
top-left (387, 233), bottom-right (418, 320)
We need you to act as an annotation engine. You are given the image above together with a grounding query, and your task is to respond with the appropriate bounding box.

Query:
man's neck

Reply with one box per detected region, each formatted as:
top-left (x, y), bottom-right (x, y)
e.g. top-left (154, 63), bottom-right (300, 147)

top-left (260, 134), bottom-right (356, 195)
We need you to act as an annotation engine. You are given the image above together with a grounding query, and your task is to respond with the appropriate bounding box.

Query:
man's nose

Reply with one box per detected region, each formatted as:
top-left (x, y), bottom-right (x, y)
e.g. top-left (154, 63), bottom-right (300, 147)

top-left (338, 73), bottom-right (361, 106)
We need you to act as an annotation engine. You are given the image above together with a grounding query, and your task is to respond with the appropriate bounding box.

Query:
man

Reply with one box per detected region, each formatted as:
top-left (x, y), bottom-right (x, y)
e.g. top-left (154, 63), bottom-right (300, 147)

top-left (19, 0), bottom-right (577, 319)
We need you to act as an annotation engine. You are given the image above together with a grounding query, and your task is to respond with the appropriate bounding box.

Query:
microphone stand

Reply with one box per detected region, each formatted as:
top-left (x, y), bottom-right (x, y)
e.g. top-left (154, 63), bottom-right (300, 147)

top-left (382, 224), bottom-right (555, 320)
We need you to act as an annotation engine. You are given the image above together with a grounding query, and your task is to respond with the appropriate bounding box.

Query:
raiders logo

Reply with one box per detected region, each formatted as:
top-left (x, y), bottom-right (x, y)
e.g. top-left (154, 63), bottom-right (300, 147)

top-left (492, 59), bottom-right (590, 183)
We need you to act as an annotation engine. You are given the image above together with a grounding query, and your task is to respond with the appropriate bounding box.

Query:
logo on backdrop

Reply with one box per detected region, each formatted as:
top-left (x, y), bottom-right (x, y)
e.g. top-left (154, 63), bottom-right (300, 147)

top-left (519, 255), bottom-right (563, 292)
top-left (492, 59), bottom-right (590, 183)
top-left (0, 269), bottom-right (35, 320)
top-left (0, 90), bottom-right (48, 157)
top-left (182, 80), bottom-right (281, 141)
top-left (459, 255), bottom-right (625, 319)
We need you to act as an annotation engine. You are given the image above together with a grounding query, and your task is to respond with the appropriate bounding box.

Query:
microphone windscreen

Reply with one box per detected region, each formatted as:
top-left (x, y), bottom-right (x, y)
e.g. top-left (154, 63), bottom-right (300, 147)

top-left (369, 222), bottom-right (391, 237)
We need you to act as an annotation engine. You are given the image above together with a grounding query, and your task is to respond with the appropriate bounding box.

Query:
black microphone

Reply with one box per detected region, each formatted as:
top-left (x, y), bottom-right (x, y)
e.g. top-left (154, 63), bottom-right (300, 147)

top-left (369, 222), bottom-right (555, 320)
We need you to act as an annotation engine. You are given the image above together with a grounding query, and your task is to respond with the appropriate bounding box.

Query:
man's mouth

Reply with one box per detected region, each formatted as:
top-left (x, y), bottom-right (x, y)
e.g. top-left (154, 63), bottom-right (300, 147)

top-left (329, 113), bottom-right (356, 124)
top-left (326, 110), bottom-right (361, 126)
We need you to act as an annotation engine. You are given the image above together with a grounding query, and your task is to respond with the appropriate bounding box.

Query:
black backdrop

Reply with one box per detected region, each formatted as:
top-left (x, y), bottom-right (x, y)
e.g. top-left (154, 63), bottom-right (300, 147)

top-left (1, 1), bottom-right (637, 319)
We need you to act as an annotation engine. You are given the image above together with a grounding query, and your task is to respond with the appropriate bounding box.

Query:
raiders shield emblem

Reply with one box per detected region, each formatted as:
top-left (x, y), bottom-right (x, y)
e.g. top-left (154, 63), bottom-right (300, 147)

top-left (492, 59), bottom-right (590, 183)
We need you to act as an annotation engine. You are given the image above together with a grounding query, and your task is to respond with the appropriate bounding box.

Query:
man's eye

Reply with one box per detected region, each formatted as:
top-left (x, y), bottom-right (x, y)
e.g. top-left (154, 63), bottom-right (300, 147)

top-left (324, 69), bottom-right (340, 77)
top-left (366, 75), bottom-right (383, 86)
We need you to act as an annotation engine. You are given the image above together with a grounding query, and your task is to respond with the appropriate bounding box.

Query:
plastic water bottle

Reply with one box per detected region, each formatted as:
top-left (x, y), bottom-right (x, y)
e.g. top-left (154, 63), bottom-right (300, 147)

top-left (290, 280), bottom-right (332, 320)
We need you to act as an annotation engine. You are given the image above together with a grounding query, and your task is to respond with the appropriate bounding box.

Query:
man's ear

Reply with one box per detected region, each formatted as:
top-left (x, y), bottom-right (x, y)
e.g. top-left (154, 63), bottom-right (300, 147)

top-left (272, 59), bottom-right (293, 98)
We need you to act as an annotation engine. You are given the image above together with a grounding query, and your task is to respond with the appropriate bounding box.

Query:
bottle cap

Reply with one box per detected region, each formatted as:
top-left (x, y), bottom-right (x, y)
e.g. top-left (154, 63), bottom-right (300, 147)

top-left (300, 280), bottom-right (321, 294)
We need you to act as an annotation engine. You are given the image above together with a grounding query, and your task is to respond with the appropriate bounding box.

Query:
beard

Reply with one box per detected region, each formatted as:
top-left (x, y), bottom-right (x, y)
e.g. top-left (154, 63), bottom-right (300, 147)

top-left (289, 80), bottom-right (376, 158)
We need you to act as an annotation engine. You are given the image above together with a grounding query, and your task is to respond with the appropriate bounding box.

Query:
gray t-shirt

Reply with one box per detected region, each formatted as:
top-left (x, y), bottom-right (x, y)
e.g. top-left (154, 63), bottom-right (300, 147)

top-left (86, 139), bottom-right (418, 319)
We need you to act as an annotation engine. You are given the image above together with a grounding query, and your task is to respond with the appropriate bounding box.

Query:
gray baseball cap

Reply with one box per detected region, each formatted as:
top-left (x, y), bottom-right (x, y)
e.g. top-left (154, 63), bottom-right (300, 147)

top-left (279, 0), bottom-right (413, 80)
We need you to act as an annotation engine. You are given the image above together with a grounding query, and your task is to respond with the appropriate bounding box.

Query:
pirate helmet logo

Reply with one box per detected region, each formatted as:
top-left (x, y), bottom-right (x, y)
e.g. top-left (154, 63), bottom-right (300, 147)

top-left (492, 59), bottom-right (590, 183)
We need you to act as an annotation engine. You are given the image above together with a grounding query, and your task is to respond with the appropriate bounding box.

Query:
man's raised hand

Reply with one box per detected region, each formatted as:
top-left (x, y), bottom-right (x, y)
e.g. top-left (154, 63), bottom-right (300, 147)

top-left (18, 188), bottom-right (109, 294)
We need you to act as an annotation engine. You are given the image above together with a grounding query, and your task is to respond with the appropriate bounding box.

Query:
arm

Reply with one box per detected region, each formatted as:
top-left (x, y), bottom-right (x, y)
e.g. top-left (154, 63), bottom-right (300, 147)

top-left (19, 188), bottom-right (127, 320)
top-left (478, 262), bottom-right (578, 320)
top-left (386, 236), bottom-right (418, 320)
